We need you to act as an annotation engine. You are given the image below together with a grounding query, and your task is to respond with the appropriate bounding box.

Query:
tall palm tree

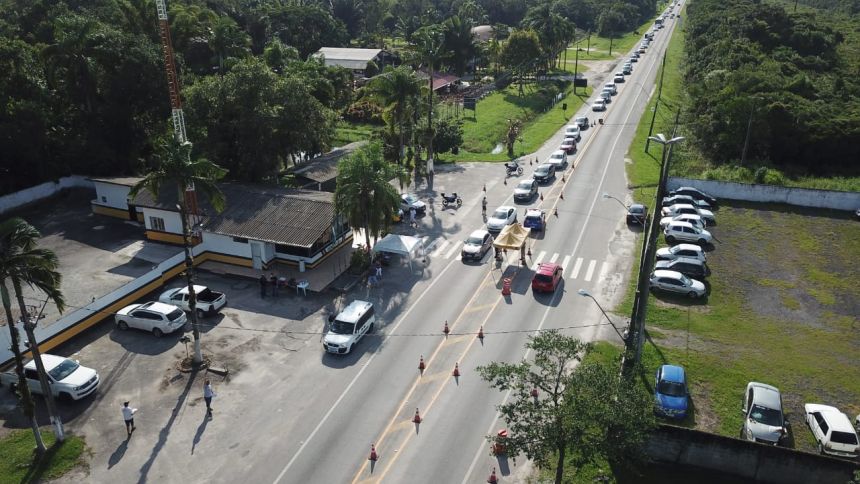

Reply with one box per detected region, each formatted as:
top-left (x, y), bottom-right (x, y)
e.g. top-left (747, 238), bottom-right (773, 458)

top-left (0, 218), bottom-right (67, 451)
top-left (334, 143), bottom-right (401, 251)
top-left (209, 15), bottom-right (251, 74)
top-left (441, 16), bottom-right (477, 76)
top-left (129, 140), bottom-right (227, 364)
top-left (41, 16), bottom-right (103, 114)
top-left (366, 66), bottom-right (423, 169)
top-left (413, 25), bottom-right (446, 165)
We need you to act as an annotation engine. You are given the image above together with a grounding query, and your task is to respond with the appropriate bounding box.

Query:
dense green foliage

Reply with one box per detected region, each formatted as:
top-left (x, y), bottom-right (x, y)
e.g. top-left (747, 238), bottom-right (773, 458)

top-left (684, 0), bottom-right (860, 174)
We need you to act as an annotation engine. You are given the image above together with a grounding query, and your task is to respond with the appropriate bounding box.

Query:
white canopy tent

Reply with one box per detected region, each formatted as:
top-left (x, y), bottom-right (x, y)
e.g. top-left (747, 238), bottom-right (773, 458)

top-left (372, 234), bottom-right (425, 270)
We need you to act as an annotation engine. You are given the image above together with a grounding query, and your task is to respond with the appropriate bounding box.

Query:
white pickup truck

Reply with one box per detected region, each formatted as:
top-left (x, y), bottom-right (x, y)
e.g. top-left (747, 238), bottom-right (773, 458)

top-left (0, 354), bottom-right (100, 401)
top-left (158, 284), bottom-right (227, 318)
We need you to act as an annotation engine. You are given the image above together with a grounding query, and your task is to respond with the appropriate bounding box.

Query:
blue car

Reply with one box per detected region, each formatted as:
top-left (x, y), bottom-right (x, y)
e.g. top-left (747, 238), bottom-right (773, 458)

top-left (522, 209), bottom-right (546, 231)
top-left (654, 364), bottom-right (689, 419)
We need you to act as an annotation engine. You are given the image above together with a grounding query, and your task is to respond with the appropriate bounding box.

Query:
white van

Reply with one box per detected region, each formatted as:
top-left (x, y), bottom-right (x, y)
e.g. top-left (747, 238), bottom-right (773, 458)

top-left (323, 300), bottom-right (375, 354)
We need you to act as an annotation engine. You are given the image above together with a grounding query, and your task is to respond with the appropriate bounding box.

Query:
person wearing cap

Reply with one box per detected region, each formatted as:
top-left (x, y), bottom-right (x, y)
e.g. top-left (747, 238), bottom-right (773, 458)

top-left (122, 401), bottom-right (137, 435)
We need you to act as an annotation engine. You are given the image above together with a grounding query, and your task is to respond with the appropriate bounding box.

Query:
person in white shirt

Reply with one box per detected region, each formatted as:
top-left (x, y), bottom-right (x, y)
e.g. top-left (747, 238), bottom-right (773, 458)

top-left (122, 401), bottom-right (137, 435)
top-left (204, 380), bottom-right (216, 416)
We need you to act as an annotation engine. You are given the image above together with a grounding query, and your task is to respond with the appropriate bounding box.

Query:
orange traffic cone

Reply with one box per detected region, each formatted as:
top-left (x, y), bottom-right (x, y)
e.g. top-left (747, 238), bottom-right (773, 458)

top-left (488, 467), bottom-right (498, 483)
top-left (540, 192), bottom-right (544, 201)
top-left (527, 247), bottom-right (532, 257)
top-left (554, 207), bottom-right (559, 217)
top-left (560, 191), bottom-right (564, 200)
top-left (453, 363), bottom-right (460, 377)
top-left (477, 326), bottom-right (484, 342)
top-left (483, 184), bottom-right (486, 192)
top-left (503, 178), bottom-right (507, 186)
top-left (443, 321), bottom-right (450, 337)
top-left (418, 355), bottom-right (426, 372)
top-left (369, 444), bottom-right (378, 461)
top-left (413, 408), bottom-right (422, 423)
top-left (529, 158), bottom-right (533, 166)
top-left (562, 174), bottom-right (566, 182)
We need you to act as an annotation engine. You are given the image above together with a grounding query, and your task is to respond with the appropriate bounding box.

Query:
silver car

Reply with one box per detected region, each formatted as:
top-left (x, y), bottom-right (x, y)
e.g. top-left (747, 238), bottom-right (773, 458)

top-left (742, 382), bottom-right (786, 445)
top-left (649, 270), bottom-right (706, 298)
top-left (664, 221), bottom-right (713, 245)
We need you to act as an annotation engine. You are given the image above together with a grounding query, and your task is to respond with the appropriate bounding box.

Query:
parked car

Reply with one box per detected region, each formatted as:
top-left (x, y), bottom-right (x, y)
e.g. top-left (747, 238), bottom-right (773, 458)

top-left (116, 301), bottom-right (187, 337)
top-left (400, 193), bottom-right (426, 214)
top-left (627, 204), bottom-right (648, 225)
top-left (656, 243), bottom-right (707, 262)
top-left (487, 206), bottom-right (517, 232)
top-left (547, 150), bottom-right (568, 169)
top-left (532, 262), bottom-right (562, 293)
top-left (575, 116), bottom-right (589, 129)
top-left (564, 125), bottom-right (582, 141)
top-left (158, 285), bottom-right (227, 317)
top-left (533, 163), bottom-right (556, 184)
top-left (669, 186), bottom-right (718, 207)
top-left (461, 229), bottom-right (494, 261)
top-left (649, 269), bottom-right (707, 298)
top-left (523, 209), bottom-right (547, 231)
top-left (613, 74), bottom-right (625, 83)
top-left (604, 82), bottom-right (617, 95)
top-left (654, 257), bottom-right (710, 279)
top-left (664, 221), bottom-right (713, 245)
top-left (804, 404), bottom-right (860, 458)
top-left (0, 354), bottom-right (99, 401)
top-left (659, 213), bottom-right (706, 230)
top-left (662, 194), bottom-right (713, 210)
top-left (742, 382), bottom-right (787, 445)
top-left (592, 99), bottom-right (606, 111)
top-left (513, 179), bottom-right (538, 201)
top-left (560, 138), bottom-right (577, 154)
top-left (654, 364), bottom-right (689, 419)
top-left (323, 300), bottom-right (375, 354)
top-left (661, 203), bottom-right (716, 225)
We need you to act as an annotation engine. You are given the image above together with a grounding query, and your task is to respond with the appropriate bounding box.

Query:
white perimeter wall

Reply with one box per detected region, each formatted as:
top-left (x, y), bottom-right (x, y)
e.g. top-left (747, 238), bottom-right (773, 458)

top-left (93, 182), bottom-right (132, 210)
top-left (0, 176), bottom-right (93, 215)
top-left (667, 177), bottom-right (860, 211)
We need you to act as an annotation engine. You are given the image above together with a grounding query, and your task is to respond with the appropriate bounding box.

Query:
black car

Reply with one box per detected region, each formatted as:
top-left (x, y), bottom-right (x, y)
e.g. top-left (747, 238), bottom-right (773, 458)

top-left (533, 163), bottom-right (556, 184)
top-left (654, 257), bottom-right (710, 279)
top-left (669, 187), bottom-right (718, 207)
top-left (627, 204), bottom-right (648, 225)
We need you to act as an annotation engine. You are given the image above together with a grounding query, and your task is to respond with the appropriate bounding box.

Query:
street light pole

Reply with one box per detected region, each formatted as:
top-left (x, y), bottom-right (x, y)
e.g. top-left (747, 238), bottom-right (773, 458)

top-left (577, 289), bottom-right (628, 343)
top-left (602, 192), bottom-right (628, 211)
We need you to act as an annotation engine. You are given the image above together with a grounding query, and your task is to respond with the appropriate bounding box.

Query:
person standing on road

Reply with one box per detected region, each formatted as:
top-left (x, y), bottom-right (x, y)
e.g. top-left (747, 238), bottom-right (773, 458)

top-left (203, 380), bottom-right (216, 416)
top-left (269, 272), bottom-right (278, 297)
top-left (259, 275), bottom-right (267, 299)
top-left (409, 207), bottom-right (417, 228)
top-left (122, 401), bottom-right (137, 436)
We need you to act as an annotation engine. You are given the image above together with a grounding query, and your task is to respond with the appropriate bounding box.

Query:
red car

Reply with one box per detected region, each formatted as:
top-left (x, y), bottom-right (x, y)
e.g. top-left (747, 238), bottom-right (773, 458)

top-left (532, 263), bottom-right (563, 292)
top-left (560, 138), bottom-right (577, 154)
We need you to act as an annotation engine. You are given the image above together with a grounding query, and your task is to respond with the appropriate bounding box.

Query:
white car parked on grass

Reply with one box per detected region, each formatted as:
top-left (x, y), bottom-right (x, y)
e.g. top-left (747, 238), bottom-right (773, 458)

top-left (655, 243), bottom-right (707, 263)
top-left (659, 213), bottom-right (705, 230)
top-left (661, 203), bottom-right (716, 225)
top-left (804, 404), bottom-right (860, 458)
top-left (742, 382), bottom-right (787, 445)
top-left (649, 270), bottom-right (707, 298)
top-left (116, 301), bottom-right (187, 337)
top-left (664, 221), bottom-right (713, 245)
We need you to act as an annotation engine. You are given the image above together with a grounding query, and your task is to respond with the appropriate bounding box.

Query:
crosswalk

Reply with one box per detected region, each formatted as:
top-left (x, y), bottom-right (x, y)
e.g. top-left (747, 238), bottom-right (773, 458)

top-left (425, 237), bottom-right (611, 282)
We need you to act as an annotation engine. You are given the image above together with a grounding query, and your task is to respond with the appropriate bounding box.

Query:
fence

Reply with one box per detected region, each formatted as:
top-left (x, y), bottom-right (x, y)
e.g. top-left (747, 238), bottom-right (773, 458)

top-left (667, 177), bottom-right (860, 211)
top-left (0, 176), bottom-right (93, 215)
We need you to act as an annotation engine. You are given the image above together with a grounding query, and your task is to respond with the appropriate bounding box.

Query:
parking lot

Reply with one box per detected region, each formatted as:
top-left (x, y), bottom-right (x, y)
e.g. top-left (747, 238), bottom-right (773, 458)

top-left (641, 201), bottom-right (860, 454)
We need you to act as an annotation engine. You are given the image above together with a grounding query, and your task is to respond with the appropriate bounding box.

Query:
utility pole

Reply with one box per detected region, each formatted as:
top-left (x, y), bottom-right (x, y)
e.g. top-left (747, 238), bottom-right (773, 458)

top-left (740, 103), bottom-right (755, 166)
top-left (19, 298), bottom-right (64, 442)
top-left (645, 53), bottom-right (667, 154)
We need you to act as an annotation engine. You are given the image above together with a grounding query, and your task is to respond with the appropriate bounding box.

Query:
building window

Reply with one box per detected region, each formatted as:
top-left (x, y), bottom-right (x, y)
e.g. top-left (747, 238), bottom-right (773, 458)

top-left (101, 196), bottom-right (107, 203)
top-left (232, 237), bottom-right (248, 243)
top-left (150, 216), bottom-right (165, 231)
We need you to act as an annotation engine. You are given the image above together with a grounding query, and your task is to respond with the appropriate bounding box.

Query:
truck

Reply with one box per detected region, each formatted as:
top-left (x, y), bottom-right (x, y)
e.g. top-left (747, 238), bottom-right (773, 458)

top-left (0, 354), bottom-right (100, 401)
top-left (158, 284), bottom-right (227, 318)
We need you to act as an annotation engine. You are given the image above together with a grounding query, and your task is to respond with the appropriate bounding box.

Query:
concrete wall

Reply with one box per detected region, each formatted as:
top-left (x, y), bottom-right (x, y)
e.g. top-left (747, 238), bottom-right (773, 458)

top-left (92, 182), bottom-right (132, 210)
top-left (0, 176), bottom-right (93, 215)
top-left (647, 425), bottom-right (859, 484)
top-left (141, 207), bottom-right (183, 234)
top-left (667, 177), bottom-right (860, 211)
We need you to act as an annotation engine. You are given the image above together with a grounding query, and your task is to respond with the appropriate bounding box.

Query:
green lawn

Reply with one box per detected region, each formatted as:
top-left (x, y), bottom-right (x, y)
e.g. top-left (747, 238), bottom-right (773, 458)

top-left (332, 121), bottom-right (377, 148)
top-left (0, 429), bottom-right (87, 484)
top-left (440, 83), bottom-right (592, 163)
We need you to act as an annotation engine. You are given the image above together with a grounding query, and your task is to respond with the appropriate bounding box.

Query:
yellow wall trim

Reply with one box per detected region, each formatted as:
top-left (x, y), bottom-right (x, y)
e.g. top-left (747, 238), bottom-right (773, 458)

top-left (92, 204), bottom-right (131, 219)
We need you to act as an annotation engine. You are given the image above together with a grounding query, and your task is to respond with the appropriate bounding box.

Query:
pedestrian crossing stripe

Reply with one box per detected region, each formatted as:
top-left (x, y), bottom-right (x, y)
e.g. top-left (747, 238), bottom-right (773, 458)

top-left (584, 260), bottom-right (597, 281)
top-left (548, 253), bottom-right (559, 263)
top-left (571, 257), bottom-right (583, 279)
top-left (431, 240), bottom-right (449, 257)
top-left (444, 241), bottom-right (462, 259)
top-left (561, 255), bottom-right (571, 273)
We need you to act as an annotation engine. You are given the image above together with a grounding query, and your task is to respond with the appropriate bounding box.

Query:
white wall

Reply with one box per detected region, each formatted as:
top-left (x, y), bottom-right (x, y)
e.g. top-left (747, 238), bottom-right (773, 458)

top-left (202, 232), bottom-right (257, 260)
top-left (141, 207), bottom-right (183, 234)
top-left (667, 177), bottom-right (860, 211)
top-left (0, 176), bottom-right (93, 215)
top-left (93, 182), bottom-right (132, 210)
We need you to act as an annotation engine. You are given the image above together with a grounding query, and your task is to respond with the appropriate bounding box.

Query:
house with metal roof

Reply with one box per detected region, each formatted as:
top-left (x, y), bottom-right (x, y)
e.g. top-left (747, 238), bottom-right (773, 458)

top-left (291, 141), bottom-right (364, 191)
top-left (89, 176), bottom-right (145, 221)
top-left (312, 47), bottom-right (397, 76)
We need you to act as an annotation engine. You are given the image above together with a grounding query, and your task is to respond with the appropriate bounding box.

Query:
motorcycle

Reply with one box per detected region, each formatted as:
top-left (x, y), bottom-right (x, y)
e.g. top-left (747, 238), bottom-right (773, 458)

top-left (505, 161), bottom-right (523, 176)
top-left (441, 192), bottom-right (463, 208)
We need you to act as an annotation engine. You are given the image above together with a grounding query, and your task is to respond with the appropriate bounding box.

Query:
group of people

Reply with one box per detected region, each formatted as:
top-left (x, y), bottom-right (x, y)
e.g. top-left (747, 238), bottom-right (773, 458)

top-left (259, 272), bottom-right (296, 298)
top-left (122, 380), bottom-right (217, 437)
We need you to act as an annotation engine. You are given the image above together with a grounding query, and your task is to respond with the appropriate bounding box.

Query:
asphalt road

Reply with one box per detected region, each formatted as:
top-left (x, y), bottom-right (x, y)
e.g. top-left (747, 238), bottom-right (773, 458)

top-left (253, 11), bottom-right (684, 484)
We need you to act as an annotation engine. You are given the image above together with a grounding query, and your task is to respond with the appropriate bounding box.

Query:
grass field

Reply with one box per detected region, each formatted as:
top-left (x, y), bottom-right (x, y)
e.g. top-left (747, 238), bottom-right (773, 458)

top-left (0, 429), bottom-right (87, 484)
top-left (332, 121), bottom-right (377, 148)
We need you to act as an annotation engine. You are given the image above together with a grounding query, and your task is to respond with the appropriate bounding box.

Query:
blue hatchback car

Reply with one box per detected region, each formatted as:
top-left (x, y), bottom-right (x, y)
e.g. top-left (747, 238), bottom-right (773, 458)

top-left (654, 364), bottom-right (689, 419)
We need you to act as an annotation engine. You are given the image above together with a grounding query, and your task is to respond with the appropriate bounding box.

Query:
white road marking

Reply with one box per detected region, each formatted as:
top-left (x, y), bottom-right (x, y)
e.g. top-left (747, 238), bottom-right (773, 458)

top-left (535, 251), bottom-right (546, 264)
top-left (570, 257), bottom-right (583, 279)
top-left (561, 255), bottom-right (571, 273)
top-left (431, 240), bottom-right (449, 257)
top-left (597, 261), bottom-right (610, 282)
top-left (549, 253), bottom-right (559, 263)
top-left (444, 241), bottom-right (462, 259)
top-left (584, 260), bottom-right (597, 282)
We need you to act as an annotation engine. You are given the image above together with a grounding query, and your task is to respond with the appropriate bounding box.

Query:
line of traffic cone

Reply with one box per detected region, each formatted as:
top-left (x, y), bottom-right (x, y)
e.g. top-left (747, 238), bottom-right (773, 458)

top-left (488, 467), bottom-right (498, 483)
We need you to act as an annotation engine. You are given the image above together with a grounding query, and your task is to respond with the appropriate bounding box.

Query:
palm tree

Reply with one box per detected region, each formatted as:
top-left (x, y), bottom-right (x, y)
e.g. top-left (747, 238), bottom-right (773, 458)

top-left (334, 143), bottom-right (401, 251)
top-left (41, 16), bottom-right (103, 114)
top-left (441, 16), bottom-right (477, 76)
top-left (413, 25), bottom-right (446, 165)
top-left (366, 66), bottom-right (423, 169)
top-left (0, 218), bottom-right (67, 451)
top-left (129, 140), bottom-right (227, 364)
top-left (209, 15), bottom-right (251, 74)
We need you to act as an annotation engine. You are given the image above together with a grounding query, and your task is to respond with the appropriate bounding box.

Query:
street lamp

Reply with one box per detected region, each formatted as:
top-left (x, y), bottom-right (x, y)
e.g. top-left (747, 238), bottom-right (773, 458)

top-left (577, 289), bottom-right (628, 342)
top-left (602, 192), bottom-right (628, 211)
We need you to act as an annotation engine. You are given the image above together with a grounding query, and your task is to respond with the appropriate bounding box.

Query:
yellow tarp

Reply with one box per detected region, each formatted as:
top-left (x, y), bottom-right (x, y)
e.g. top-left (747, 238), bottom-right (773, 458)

top-left (493, 223), bottom-right (531, 249)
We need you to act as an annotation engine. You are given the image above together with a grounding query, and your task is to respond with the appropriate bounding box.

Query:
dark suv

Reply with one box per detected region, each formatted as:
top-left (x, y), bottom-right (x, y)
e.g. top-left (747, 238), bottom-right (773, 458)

top-left (533, 163), bottom-right (556, 184)
top-left (654, 257), bottom-right (710, 279)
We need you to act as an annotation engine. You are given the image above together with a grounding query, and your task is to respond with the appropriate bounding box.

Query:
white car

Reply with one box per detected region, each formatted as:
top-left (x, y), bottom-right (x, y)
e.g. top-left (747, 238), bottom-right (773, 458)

top-left (661, 203), bottom-right (716, 225)
top-left (0, 354), bottom-right (99, 401)
top-left (742, 382), bottom-right (786, 445)
top-left (613, 74), bottom-right (625, 83)
top-left (158, 285), bottom-right (227, 317)
top-left (599, 90), bottom-right (612, 103)
top-left (592, 99), bottom-right (606, 111)
top-left (574, 116), bottom-right (589, 129)
top-left (400, 193), bottom-right (426, 214)
top-left (664, 221), bottom-right (712, 245)
top-left (604, 82), bottom-right (617, 95)
top-left (614, 72), bottom-right (626, 80)
top-left (804, 404), bottom-right (860, 458)
top-left (487, 206), bottom-right (517, 232)
top-left (547, 150), bottom-right (568, 169)
top-left (323, 300), bottom-right (375, 355)
top-left (649, 270), bottom-right (706, 298)
top-left (564, 125), bottom-right (581, 141)
top-left (656, 243), bottom-right (707, 262)
top-left (461, 230), bottom-right (494, 261)
top-left (662, 194), bottom-right (713, 210)
top-left (116, 301), bottom-right (187, 337)
top-left (659, 213), bottom-right (705, 230)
